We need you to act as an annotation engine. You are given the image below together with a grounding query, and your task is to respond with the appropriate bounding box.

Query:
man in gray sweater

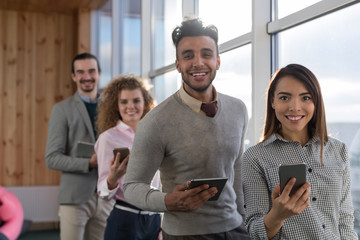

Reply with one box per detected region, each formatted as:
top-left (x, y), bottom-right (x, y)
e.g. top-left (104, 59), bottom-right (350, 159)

top-left (124, 17), bottom-right (250, 239)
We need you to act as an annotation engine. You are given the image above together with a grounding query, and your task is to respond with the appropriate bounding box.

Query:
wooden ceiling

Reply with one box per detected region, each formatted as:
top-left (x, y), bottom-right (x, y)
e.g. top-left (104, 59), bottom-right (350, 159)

top-left (0, 0), bottom-right (109, 14)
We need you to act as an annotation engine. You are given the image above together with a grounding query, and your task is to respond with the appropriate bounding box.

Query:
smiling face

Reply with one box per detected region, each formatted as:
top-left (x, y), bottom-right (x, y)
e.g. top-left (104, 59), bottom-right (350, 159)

top-left (118, 88), bottom-right (144, 127)
top-left (72, 58), bottom-right (100, 94)
top-left (271, 76), bottom-right (315, 143)
top-left (175, 36), bottom-right (220, 100)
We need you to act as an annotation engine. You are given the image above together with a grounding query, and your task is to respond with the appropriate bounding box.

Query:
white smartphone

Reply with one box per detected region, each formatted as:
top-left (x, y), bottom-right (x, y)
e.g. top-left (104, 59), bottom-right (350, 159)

top-left (279, 163), bottom-right (306, 196)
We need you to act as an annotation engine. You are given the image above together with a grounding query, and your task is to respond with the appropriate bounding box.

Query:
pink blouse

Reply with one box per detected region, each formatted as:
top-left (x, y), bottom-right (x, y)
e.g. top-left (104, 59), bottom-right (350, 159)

top-left (95, 120), bottom-right (160, 201)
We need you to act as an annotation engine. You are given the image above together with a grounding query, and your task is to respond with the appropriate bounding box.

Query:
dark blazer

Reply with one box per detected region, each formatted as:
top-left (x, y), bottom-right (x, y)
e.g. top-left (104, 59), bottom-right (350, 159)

top-left (45, 92), bottom-right (98, 204)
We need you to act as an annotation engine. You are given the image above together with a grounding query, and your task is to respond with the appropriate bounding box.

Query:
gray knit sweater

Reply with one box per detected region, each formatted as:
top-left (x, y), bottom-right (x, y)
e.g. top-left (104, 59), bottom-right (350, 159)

top-left (124, 92), bottom-right (248, 235)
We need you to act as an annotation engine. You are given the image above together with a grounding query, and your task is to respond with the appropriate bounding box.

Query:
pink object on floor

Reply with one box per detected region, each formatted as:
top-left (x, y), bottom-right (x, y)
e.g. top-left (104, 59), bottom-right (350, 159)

top-left (0, 186), bottom-right (24, 240)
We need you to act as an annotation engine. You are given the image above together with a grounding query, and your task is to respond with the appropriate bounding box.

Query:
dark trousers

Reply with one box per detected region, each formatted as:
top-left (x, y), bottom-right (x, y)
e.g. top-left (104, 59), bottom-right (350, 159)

top-left (104, 201), bottom-right (161, 240)
top-left (0, 232), bottom-right (8, 240)
top-left (162, 223), bottom-right (250, 240)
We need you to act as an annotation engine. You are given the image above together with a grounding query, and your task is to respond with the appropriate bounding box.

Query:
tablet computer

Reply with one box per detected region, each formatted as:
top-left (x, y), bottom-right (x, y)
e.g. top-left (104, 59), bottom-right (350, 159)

top-left (76, 141), bottom-right (94, 158)
top-left (188, 177), bottom-right (228, 201)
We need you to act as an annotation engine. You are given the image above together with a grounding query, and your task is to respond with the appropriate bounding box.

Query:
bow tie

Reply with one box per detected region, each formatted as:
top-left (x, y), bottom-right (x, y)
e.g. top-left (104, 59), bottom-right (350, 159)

top-left (201, 101), bottom-right (217, 117)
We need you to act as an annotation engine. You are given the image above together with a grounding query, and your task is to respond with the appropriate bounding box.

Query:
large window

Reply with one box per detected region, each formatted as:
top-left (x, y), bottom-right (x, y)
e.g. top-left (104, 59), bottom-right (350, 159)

top-left (213, 45), bottom-right (252, 116)
top-left (97, 2), bottom-right (112, 89)
top-left (152, 0), bottom-right (182, 69)
top-left (95, 0), bottom-right (141, 89)
top-left (199, 0), bottom-right (251, 44)
top-left (277, 0), bottom-right (322, 18)
top-left (119, 0), bottom-right (141, 75)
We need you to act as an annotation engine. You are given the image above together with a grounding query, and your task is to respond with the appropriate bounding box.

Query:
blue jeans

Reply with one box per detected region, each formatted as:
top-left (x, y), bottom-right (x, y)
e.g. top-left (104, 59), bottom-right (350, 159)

top-left (104, 202), bottom-right (161, 240)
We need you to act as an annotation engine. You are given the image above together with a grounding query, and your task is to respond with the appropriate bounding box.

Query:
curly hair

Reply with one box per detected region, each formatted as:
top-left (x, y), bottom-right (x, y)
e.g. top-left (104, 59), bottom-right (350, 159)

top-left (96, 74), bottom-right (154, 136)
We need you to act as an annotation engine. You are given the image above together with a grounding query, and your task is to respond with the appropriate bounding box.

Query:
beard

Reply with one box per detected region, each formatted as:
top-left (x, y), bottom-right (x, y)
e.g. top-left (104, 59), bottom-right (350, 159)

top-left (181, 71), bottom-right (216, 92)
top-left (79, 79), bottom-right (96, 92)
top-left (81, 88), bottom-right (94, 93)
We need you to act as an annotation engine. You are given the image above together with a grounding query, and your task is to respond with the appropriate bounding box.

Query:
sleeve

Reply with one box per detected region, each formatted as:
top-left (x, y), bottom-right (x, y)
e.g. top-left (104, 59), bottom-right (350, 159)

top-left (241, 150), bottom-right (281, 240)
top-left (233, 103), bottom-right (248, 217)
top-left (45, 103), bottom-right (91, 173)
top-left (123, 117), bottom-right (167, 212)
top-left (338, 145), bottom-right (359, 239)
top-left (99, 179), bottom-right (119, 200)
top-left (95, 132), bottom-right (120, 200)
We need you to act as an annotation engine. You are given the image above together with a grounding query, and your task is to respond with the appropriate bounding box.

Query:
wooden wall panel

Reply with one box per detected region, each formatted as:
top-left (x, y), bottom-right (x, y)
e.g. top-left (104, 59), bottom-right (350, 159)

top-left (77, 8), bottom-right (90, 53)
top-left (2, 11), bottom-right (18, 186)
top-left (0, 0), bottom-right (108, 15)
top-left (0, 12), bottom-right (3, 180)
top-left (0, 9), bottom-right (76, 186)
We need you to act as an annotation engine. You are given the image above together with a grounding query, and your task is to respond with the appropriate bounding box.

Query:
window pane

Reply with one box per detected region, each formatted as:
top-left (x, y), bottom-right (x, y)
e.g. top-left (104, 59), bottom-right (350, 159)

top-left (213, 45), bottom-right (252, 146)
top-left (277, 0), bottom-right (321, 19)
top-left (214, 45), bottom-right (252, 118)
top-left (121, 0), bottom-right (141, 75)
top-left (278, 3), bottom-right (360, 234)
top-left (152, 71), bottom-right (181, 104)
top-left (98, 10), bottom-right (112, 89)
top-left (199, 0), bottom-right (251, 44)
top-left (153, 0), bottom-right (182, 69)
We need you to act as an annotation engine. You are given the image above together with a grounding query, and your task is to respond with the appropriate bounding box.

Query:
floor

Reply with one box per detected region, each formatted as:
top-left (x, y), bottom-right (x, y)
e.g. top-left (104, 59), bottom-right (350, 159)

top-left (18, 230), bottom-right (60, 240)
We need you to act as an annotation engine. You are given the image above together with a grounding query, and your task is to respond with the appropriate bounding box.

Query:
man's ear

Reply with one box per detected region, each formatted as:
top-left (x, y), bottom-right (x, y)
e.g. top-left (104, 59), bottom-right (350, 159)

top-left (71, 73), bottom-right (76, 82)
top-left (175, 60), bottom-right (181, 73)
top-left (216, 56), bottom-right (220, 70)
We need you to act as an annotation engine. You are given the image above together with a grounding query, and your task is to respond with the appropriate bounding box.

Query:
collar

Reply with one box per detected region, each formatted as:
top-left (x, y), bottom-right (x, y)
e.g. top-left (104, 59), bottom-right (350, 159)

top-left (262, 133), bottom-right (320, 147)
top-left (177, 84), bottom-right (218, 113)
top-left (78, 92), bottom-right (100, 103)
top-left (115, 120), bottom-right (134, 133)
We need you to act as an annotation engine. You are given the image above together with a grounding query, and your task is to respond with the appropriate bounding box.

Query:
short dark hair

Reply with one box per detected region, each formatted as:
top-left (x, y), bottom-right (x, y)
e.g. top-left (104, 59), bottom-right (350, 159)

top-left (71, 52), bottom-right (101, 74)
top-left (172, 17), bottom-right (219, 57)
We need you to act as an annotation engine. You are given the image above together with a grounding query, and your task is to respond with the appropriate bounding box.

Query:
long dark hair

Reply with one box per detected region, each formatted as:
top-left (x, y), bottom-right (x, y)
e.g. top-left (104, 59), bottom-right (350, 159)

top-left (262, 64), bottom-right (328, 164)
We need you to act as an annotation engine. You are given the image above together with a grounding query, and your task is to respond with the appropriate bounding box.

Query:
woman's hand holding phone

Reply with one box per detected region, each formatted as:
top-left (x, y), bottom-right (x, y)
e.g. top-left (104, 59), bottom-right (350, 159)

top-left (107, 150), bottom-right (130, 190)
top-left (264, 179), bottom-right (311, 239)
top-left (270, 163), bottom-right (311, 222)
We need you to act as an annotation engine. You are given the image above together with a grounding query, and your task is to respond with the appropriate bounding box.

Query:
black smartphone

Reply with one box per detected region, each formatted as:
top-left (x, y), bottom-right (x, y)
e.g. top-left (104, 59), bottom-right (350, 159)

top-left (113, 147), bottom-right (130, 163)
top-left (279, 163), bottom-right (306, 196)
top-left (188, 177), bottom-right (228, 201)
